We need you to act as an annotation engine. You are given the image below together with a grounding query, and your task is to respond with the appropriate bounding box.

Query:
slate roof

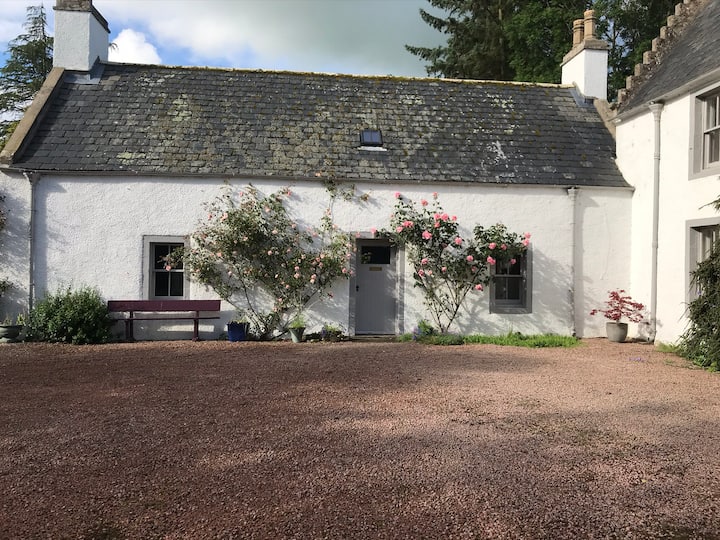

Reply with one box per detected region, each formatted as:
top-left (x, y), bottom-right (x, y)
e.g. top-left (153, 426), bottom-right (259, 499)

top-left (620, 0), bottom-right (720, 113)
top-left (9, 63), bottom-right (627, 187)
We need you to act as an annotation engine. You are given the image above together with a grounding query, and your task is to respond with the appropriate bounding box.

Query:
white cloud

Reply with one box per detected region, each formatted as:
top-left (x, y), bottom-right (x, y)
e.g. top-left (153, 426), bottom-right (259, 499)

top-left (108, 28), bottom-right (162, 65)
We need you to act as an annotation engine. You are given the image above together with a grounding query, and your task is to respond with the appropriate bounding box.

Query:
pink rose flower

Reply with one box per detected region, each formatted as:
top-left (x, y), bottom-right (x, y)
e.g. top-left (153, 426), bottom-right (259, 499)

top-left (421, 257), bottom-right (429, 265)
top-left (524, 232), bottom-right (531, 239)
top-left (418, 269), bottom-right (425, 277)
top-left (422, 230), bottom-right (432, 240)
top-left (454, 237), bottom-right (463, 245)
top-left (432, 192), bottom-right (438, 199)
top-left (394, 192), bottom-right (401, 199)
top-left (451, 215), bottom-right (457, 221)
top-left (434, 221), bottom-right (441, 228)
top-left (510, 258), bottom-right (517, 265)
top-left (370, 227), bottom-right (377, 236)
top-left (440, 213), bottom-right (449, 221)
top-left (420, 199), bottom-right (428, 206)
top-left (522, 239), bottom-right (530, 247)
top-left (487, 256), bottom-right (496, 265)
top-left (441, 266), bottom-right (447, 272)
top-left (396, 226), bottom-right (404, 233)
top-left (475, 284), bottom-right (483, 291)
top-left (488, 242), bottom-right (496, 250)
top-left (466, 255), bottom-right (474, 262)
top-left (501, 244), bottom-right (507, 250)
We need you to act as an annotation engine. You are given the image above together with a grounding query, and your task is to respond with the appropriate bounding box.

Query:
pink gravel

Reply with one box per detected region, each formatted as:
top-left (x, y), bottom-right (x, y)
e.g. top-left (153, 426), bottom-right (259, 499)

top-left (1, 339), bottom-right (720, 539)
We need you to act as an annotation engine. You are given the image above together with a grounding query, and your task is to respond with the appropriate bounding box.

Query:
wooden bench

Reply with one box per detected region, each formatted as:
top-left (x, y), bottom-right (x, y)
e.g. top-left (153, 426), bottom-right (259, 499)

top-left (108, 300), bottom-right (221, 341)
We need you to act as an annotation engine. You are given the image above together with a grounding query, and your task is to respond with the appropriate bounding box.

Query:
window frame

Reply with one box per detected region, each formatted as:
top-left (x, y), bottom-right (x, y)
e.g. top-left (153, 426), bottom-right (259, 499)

top-left (143, 235), bottom-right (189, 300)
top-left (489, 249), bottom-right (532, 314)
top-left (692, 86), bottom-right (720, 177)
top-left (686, 219), bottom-right (720, 303)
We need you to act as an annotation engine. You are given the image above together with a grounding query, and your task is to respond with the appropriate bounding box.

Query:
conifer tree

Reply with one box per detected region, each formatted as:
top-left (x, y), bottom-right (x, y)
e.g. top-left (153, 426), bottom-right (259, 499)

top-left (0, 5), bottom-right (53, 150)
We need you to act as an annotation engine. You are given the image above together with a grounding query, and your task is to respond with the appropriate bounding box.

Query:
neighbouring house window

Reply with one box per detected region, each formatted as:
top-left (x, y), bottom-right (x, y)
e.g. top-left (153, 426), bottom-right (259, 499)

top-left (144, 236), bottom-right (187, 299)
top-left (490, 251), bottom-right (532, 314)
top-left (688, 223), bottom-right (720, 301)
top-left (703, 92), bottom-right (720, 168)
top-left (693, 88), bottom-right (720, 175)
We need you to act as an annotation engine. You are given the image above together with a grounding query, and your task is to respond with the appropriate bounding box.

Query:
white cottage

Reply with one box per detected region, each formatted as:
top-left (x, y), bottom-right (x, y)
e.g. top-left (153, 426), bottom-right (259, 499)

top-left (0, 0), bottom-right (636, 340)
top-left (611, 0), bottom-right (720, 344)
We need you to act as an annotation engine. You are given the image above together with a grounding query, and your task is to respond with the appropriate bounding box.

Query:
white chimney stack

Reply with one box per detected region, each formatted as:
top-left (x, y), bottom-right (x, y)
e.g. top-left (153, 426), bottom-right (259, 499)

top-left (53, 0), bottom-right (110, 71)
top-left (561, 10), bottom-right (609, 101)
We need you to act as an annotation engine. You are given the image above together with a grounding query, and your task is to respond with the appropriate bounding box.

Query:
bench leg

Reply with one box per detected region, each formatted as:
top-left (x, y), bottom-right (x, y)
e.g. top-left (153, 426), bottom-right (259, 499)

top-left (193, 313), bottom-right (200, 341)
top-left (124, 319), bottom-right (135, 341)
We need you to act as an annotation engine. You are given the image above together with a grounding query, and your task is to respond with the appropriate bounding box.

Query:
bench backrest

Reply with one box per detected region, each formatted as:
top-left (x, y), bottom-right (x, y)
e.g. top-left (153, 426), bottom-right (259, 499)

top-left (108, 300), bottom-right (221, 312)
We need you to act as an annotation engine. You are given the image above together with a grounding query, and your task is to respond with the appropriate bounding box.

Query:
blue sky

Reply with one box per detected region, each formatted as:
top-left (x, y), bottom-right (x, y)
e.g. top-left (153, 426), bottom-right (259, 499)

top-left (1, 0), bottom-right (448, 77)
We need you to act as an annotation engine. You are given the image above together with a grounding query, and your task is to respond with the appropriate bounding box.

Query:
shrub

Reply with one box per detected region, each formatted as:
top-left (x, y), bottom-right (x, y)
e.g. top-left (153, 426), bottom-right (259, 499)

top-left (26, 286), bottom-right (112, 344)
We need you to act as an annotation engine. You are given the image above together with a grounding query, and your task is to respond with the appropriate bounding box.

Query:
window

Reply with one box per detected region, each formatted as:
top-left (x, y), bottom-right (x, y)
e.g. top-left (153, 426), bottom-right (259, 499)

top-left (490, 251), bottom-right (531, 314)
top-left (360, 129), bottom-right (383, 147)
top-left (688, 222), bottom-right (719, 301)
top-left (144, 236), bottom-right (187, 299)
top-left (703, 92), bottom-right (720, 168)
top-left (693, 88), bottom-right (720, 175)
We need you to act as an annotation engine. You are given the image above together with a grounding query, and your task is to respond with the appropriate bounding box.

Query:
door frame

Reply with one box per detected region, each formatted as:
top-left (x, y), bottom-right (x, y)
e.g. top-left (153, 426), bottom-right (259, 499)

top-left (349, 236), bottom-right (404, 336)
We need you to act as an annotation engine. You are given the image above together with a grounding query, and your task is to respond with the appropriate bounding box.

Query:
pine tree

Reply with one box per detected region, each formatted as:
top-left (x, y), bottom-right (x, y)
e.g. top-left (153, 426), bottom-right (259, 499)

top-left (0, 5), bottom-right (53, 150)
top-left (407, 0), bottom-right (677, 99)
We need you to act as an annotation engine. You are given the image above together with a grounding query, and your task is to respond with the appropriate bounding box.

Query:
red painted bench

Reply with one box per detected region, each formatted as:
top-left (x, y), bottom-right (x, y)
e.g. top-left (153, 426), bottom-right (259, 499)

top-left (108, 300), bottom-right (221, 341)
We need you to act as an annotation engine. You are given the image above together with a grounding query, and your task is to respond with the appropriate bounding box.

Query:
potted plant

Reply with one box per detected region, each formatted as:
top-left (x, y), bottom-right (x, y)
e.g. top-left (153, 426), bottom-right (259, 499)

top-left (288, 313), bottom-right (306, 343)
top-left (320, 323), bottom-right (343, 342)
top-left (590, 289), bottom-right (645, 343)
top-left (0, 313), bottom-right (25, 343)
top-left (227, 312), bottom-right (250, 342)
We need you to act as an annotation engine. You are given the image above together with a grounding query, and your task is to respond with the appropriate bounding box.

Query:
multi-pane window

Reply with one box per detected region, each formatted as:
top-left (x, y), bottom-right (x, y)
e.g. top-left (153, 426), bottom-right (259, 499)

top-left (703, 92), bottom-right (720, 168)
top-left (490, 252), bottom-right (531, 314)
top-left (150, 242), bottom-right (184, 298)
top-left (689, 224), bottom-right (719, 300)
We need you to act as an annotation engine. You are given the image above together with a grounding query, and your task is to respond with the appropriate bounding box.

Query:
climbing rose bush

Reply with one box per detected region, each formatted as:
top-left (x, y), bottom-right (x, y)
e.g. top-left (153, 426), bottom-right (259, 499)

top-left (169, 186), bottom-right (353, 338)
top-left (379, 192), bottom-right (528, 333)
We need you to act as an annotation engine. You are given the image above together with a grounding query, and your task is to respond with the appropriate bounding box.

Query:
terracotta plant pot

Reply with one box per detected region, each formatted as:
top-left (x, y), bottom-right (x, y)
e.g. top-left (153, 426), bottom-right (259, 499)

top-left (606, 321), bottom-right (628, 343)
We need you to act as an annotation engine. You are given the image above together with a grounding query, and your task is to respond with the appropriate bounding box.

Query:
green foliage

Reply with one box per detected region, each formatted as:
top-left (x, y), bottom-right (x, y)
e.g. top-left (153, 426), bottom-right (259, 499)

top-left (408, 0), bottom-right (676, 99)
top-left (406, 0), bottom-right (517, 80)
top-left (168, 185), bottom-right (353, 339)
top-left (402, 331), bottom-right (579, 347)
top-left (594, 0), bottom-right (677, 99)
top-left (26, 286), bottom-right (112, 344)
top-left (680, 242), bottom-right (720, 370)
top-left (464, 332), bottom-right (580, 348)
top-left (379, 192), bottom-right (527, 333)
top-left (0, 5), bottom-right (53, 149)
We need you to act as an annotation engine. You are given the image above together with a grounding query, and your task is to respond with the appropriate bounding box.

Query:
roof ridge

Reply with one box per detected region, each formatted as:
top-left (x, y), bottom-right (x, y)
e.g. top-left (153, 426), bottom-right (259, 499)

top-left (101, 61), bottom-right (566, 89)
top-left (617, 0), bottom-right (710, 106)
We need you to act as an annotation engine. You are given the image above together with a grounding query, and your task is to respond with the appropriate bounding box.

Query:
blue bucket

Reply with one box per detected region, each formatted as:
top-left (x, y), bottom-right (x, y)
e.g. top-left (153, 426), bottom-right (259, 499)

top-left (227, 321), bottom-right (250, 342)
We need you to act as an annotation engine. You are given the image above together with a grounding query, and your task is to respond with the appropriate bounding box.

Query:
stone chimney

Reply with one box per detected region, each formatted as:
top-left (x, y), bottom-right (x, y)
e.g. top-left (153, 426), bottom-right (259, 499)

top-left (561, 10), bottom-right (609, 101)
top-left (53, 0), bottom-right (110, 71)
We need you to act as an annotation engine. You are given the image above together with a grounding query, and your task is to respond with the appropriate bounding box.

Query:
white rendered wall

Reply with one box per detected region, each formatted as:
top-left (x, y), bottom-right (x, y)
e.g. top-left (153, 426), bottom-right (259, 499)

top-left (33, 175), bottom-right (631, 339)
top-left (618, 94), bottom-right (720, 343)
top-left (561, 48), bottom-right (608, 101)
top-left (0, 170), bottom-right (31, 319)
top-left (53, 9), bottom-right (108, 71)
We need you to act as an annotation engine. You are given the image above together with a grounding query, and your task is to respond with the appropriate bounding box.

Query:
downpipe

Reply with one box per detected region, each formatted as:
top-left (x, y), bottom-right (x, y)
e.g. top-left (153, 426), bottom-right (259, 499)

top-left (648, 101), bottom-right (664, 343)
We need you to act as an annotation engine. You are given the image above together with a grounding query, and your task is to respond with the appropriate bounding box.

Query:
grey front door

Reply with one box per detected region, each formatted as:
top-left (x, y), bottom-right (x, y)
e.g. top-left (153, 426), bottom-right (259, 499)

top-left (355, 241), bottom-right (396, 334)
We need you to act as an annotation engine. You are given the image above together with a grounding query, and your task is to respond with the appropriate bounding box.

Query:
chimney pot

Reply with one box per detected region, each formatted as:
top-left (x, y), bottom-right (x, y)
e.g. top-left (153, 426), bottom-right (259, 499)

top-left (583, 10), bottom-right (597, 40)
top-left (572, 19), bottom-right (584, 46)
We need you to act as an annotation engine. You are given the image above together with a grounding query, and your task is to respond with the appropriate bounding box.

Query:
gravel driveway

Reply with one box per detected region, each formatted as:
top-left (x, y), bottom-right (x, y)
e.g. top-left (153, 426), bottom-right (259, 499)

top-left (2, 339), bottom-right (720, 539)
